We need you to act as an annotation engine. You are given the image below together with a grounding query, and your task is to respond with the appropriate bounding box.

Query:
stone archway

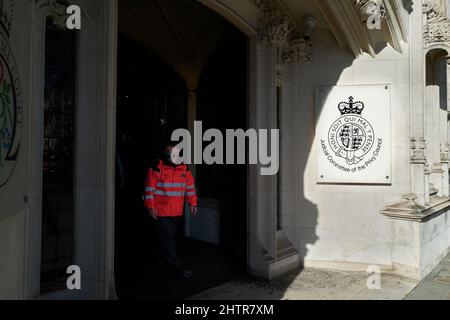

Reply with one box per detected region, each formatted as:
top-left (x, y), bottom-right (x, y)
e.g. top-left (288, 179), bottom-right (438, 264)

top-left (197, 0), bottom-right (261, 37)
top-left (102, 0), bottom-right (304, 299)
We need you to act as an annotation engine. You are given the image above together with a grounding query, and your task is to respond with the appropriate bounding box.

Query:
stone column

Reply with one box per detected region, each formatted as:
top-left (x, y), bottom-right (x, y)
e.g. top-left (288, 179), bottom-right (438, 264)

top-left (248, 38), bottom-right (279, 277)
top-left (441, 58), bottom-right (450, 197)
top-left (409, 3), bottom-right (428, 206)
top-left (440, 142), bottom-right (449, 197)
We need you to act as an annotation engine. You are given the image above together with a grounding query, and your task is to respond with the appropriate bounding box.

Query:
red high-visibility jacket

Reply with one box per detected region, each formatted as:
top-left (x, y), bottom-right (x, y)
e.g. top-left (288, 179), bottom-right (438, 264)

top-left (144, 160), bottom-right (198, 217)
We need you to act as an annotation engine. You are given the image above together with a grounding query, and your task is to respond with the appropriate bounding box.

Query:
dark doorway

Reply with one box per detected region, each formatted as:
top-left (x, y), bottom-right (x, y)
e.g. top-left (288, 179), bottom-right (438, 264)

top-left (114, 17), bottom-right (248, 299)
top-left (196, 32), bottom-right (248, 272)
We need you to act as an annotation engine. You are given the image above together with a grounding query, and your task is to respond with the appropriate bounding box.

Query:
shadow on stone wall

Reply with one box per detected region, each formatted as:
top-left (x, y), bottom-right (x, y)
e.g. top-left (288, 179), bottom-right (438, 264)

top-left (114, 0), bottom-right (368, 300)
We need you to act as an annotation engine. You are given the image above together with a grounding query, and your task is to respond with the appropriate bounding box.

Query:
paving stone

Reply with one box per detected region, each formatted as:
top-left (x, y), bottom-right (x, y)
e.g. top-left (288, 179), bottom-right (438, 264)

top-left (405, 254), bottom-right (450, 300)
top-left (192, 253), bottom-right (450, 300)
top-left (190, 268), bottom-right (418, 300)
top-left (434, 268), bottom-right (450, 284)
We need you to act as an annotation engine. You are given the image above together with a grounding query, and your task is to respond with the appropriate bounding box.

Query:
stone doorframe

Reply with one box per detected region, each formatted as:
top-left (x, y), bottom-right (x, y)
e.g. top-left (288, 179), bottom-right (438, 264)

top-left (26, 0), bottom-right (117, 299)
top-left (26, 0), bottom-right (299, 300)
top-left (192, 0), bottom-right (301, 279)
top-left (109, 0), bottom-right (301, 286)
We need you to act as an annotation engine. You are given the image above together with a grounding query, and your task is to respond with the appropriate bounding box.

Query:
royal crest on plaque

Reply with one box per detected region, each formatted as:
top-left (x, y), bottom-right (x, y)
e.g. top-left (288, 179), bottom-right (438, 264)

top-left (316, 85), bottom-right (391, 185)
top-left (327, 96), bottom-right (375, 166)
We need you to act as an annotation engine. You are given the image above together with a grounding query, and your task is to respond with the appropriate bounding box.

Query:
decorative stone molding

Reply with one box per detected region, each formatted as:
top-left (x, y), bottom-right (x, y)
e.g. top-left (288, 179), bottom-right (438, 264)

top-left (411, 137), bottom-right (427, 163)
top-left (255, 0), bottom-right (292, 46)
top-left (280, 35), bottom-right (312, 64)
top-left (254, 0), bottom-right (312, 64)
top-left (431, 163), bottom-right (444, 174)
top-left (35, 0), bottom-right (94, 31)
top-left (423, 0), bottom-right (450, 47)
top-left (0, 0), bottom-right (13, 36)
top-left (425, 163), bottom-right (432, 202)
top-left (440, 142), bottom-right (450, 162)
top-left (423, 0), bottom-right (448, 23)
top-left (381, 136), bottom-right (443, 221)
top-left (424, 21), bottom-right (450, 45)
top-left (429, 182), bottom-right (439, 196)
top-left (275, 65), bottom-right (283, 87)
top-left (35, 0), bottom-right (71, 30)
top-left (381, 194), bottom-right (450, 222)
top-left (317, 0), bottom-right (408, 57)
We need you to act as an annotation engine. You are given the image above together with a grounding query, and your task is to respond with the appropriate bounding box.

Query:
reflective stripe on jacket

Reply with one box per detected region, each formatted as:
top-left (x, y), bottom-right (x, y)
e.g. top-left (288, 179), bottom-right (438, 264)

top-left (144, 160), bottom-right (198, 217)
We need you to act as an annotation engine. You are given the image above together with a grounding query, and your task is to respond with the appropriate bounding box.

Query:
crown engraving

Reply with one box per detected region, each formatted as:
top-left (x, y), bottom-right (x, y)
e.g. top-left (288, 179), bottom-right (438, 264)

top-left (0, 0), bottom-right (14, 36)
top-left (338, 96), bottom-right (365, 115)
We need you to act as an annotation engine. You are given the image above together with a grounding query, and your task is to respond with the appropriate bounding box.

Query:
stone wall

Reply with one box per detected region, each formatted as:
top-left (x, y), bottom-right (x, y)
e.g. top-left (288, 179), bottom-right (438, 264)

top-left (278, 2), bottom-right (450, 280)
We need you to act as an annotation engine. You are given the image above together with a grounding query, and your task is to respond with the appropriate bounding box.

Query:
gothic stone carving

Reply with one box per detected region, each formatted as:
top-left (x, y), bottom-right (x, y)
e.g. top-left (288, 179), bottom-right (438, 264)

top-left (280, 36), bottom-right (312, 64)
top-left (255, 0), bottom-right (312, 64)
top-left (0, 0), bottom-right (13, 35)
top-left (255, 0), bottom-right (293, 47)
top-left (423, 0), bottom-right (450, 46)
top-left (411, 137), bottom-right (427, 163)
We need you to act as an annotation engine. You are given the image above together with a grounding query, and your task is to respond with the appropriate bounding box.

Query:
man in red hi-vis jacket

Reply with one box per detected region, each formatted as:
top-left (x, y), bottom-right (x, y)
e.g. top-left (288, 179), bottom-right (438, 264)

top-left (144, 145), bottom-right (198, 279)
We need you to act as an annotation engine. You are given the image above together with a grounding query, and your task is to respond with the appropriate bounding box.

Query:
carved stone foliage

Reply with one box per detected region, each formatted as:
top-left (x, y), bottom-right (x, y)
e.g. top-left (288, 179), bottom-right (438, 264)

top-left (423, 0), bottom-right (450, 46)
top-left (255, 0), bottom-right (293, 46)
top-left (425, 23), bottom-right (450, 44)
top-left (254, 0), bottom-right (312, 64)
top-left (280, 36), bottom-right (312, 64)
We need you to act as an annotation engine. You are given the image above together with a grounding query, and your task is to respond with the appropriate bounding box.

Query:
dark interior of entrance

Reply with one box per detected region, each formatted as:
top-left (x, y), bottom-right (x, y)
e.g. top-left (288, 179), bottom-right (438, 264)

top-left (115, 1), bottom-right (248, 299)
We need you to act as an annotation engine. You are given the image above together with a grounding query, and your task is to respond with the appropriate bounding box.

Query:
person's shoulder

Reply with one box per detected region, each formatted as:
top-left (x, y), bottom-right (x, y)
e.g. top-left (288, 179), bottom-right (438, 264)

top-left (178, 163), bottom-right (190, 172)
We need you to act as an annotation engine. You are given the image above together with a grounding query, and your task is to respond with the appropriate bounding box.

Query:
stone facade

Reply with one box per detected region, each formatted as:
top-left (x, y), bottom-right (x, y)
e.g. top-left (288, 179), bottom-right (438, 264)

top-left (0, 0), bottom-right (449, 299)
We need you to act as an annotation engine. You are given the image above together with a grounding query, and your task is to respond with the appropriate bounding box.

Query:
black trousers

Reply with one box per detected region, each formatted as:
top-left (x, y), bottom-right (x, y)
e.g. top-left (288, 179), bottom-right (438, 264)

top-left (155, 216), bottom-right (182, 271)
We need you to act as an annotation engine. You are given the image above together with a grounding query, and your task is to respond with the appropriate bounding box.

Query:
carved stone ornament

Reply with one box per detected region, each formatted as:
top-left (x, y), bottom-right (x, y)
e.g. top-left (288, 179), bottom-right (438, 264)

top-left (353, 0), bottom-right (388, 26)
top-left (411, 137), bottom-right (427, 163)
top-left (255, 0), bottom-right (312, 64)
top-left (440, 142), bottom-right (450, 162)
top-left (36, 0), bottom-right (69, 29)
top-left (0, 0), bottom-right (13, 36)
top-left (280, 35), bottom-right (312, 64)
top-left (423, 0), bottom-right (450, 46)
top-left (256, 0), bottom-right (293, 47)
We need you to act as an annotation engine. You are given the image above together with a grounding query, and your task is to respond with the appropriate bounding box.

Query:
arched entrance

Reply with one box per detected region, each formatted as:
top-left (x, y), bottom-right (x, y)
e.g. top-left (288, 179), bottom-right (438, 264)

top-left (114, 0), bottom-right (248, 299)
top-left (424, 47), bottom-right (450, 199)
